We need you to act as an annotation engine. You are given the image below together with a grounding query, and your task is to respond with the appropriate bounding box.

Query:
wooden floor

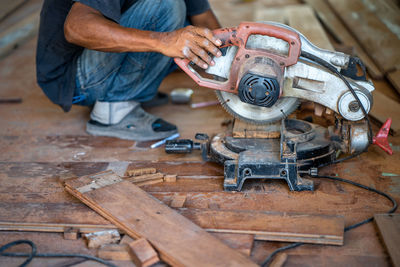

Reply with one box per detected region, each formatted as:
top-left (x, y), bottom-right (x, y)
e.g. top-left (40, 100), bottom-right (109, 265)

top-left (1, 0), bottom-right (400, 266)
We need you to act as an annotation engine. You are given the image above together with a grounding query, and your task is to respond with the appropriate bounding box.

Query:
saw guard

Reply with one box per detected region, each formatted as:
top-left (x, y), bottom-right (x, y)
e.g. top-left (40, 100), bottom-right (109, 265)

top-left (174, 22), bottom-right (302, 93)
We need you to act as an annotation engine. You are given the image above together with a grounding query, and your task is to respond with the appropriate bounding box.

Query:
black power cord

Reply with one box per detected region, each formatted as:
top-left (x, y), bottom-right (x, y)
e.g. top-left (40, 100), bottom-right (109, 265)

top-left (261, 52), bottom-right (396, 266)
top-left (0, 239), bottom-right (117, 267)
top-left (261, 174), bottom-right (398, 267)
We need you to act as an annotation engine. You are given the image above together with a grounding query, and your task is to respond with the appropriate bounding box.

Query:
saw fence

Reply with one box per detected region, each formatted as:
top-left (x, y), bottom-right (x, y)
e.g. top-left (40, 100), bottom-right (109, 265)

top-left (0, 0), bottom-right (399, 266)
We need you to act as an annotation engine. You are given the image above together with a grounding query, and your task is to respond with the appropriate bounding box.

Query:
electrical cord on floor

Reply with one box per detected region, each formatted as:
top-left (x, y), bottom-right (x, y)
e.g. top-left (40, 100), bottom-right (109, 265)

top-left (0, 239), bottom-right (117, 267)
top-left (261, 174), bottom-right (398, 267)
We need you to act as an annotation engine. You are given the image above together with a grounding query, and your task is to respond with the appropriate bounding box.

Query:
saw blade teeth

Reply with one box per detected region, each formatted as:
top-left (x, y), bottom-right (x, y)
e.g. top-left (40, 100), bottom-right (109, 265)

top-left (215, 91), bottom-right (300, 125)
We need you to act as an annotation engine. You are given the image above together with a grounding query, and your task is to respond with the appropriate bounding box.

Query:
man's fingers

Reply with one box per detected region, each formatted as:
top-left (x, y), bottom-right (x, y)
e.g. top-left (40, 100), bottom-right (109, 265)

top-left (185, 48), bottom-right (208, 69)
top-left (194, 27), bottom-right (222, 48)
top-left (191, 45), bottom-right (214, 66)
top-left (197, 37), bottom-right (221, 58)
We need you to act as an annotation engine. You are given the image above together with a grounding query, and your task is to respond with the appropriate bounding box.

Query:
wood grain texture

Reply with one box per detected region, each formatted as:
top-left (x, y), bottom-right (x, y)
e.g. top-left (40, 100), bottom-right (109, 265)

top-left (232, 120), bottom-right (281, 139)
top-left (178, 209), bottom-right (344, 245)
top-left (387, 69), bottom-right (400, 95)
top-left (374, 214), bottom-right (400, 267)
top-left (64, 171), bottom-right (258, 267)
top-left (303, 0), bottom-right (383, 79)
top-left (128, 238), bottom-right (160, 267)
top-left (285, 4), bottom-right (334, 50)
top-left (327, 0), bottom-right (400, 72)
top-left (370, 90), bottom-right (400, 134)
top-left (0, 0), bottom-right (26, 22)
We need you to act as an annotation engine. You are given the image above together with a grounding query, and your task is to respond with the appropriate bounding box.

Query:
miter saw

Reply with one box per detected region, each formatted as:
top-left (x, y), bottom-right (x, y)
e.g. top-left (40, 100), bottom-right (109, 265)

top-left (166, 22), bottom-right (392, 191)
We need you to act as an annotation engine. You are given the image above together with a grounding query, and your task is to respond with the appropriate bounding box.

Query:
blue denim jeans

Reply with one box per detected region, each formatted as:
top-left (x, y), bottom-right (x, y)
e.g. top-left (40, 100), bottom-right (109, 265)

top-left (74, 0), bottom-right (186, 106)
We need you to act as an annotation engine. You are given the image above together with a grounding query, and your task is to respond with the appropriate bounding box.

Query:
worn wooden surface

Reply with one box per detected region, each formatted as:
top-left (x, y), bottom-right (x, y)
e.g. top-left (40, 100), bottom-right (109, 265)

top-left (327, 0), bottom-right (400, 72)
top-left (374, 214), bottom-right (400, 267)
top-left (64, 172), bottom-right (258, 267)
top-left (0, 0), bottom-right (27, 22)
top-left (303, 0), bottom-right (383, 79)
top-left (387, 69), bottom-right (400, 95)
top-left (1, 0), bottom-right (400, 266)
top-left (370, 90), bottom-right (400, 134)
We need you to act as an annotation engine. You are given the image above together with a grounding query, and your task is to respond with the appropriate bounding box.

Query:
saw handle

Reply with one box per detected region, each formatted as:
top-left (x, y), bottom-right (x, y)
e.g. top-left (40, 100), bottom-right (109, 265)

top-left (174, 22), bottom-right (301, 92)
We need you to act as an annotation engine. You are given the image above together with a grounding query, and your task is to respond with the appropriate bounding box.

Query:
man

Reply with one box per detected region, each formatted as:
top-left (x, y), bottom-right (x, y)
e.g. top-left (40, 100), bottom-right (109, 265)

top-left (36, 0), bottom-right (222, 141)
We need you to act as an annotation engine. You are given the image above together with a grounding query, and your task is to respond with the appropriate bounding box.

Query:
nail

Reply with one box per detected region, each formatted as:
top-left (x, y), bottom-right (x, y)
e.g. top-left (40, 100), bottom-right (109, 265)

top-left (217, 51), bottom-right (222, 57)
top-left (211, 60), bottom-right (215, 66)
top-left (203, 64), bottom-right (208, 69)
top-left (216, 39), bottom-right (222, 46)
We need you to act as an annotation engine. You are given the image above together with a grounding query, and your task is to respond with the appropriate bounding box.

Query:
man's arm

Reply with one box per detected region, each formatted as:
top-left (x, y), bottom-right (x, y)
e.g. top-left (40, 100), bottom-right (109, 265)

top-left (190, 9), bottom-right (221, 30)
top-left (64, 2), bottom-right (221, 69)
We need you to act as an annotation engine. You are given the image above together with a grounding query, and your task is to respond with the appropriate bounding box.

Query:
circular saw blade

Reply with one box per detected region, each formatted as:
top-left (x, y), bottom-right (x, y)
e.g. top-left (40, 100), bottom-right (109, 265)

top-left (216, 90), bottom-right (300, 125)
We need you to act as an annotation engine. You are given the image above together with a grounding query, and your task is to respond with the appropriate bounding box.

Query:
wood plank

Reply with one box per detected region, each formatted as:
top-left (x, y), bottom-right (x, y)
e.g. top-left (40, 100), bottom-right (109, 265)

top-left (361, 0), bottom-right (400, 40)
top-left (303, 0), bottom-right (383, 79)
top-left (128, 238), bottom-right (160, 267)
top-left (0, 0), bottom-right (27, 22)
top-left (178, 209), bottom-right (344, 245)
top-left (64, 171), bottom-right (258, 267)
top-left (285, 4), bottom-right (334, 50)
top-left (387, 69), bottom-right (400, 95)
top-left (0, 9), bottom-right (40, 59)
top-left (232, 120), bottom-right (281, 139)
top-left (327, 0), bottom-right (400, 72)
top-left (374, 214), bottom-right (400, 267)
top-left (254, 7), bottom-right (287, 24)
top-left (370, 90), bottom-right (400, 134)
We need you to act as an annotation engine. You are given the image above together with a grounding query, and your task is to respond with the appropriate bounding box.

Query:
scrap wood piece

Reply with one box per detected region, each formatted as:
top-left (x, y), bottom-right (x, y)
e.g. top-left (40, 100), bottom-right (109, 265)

top-left (374, 214), bottom-right (400, 267)
top-left (84, 229), bottom-right (121, 249)
top-left (126, 167), bottom-right (156, 177)
top-left (327, 0), bottom-right (400, 72)
top-left (370, 90), bottom-right (400, 135)
top-left (63, 170), bottom-right (258, 267)
top-left (63, 227), bottom-right (79, 240)
top-left (98, 244), bottom-right (131, 261)
top-left (164, 174), bottom-right (177, 182)
top-left (178, 208), bottom-right (344, 245)
top-left (127, 172), bottom-right (164, 183)
top-left (128, 238), bottom-right (160, 267)
top-left (303, 0), bottom-right (383, 79)
top-left (169, 194), bottom-right (187, 208)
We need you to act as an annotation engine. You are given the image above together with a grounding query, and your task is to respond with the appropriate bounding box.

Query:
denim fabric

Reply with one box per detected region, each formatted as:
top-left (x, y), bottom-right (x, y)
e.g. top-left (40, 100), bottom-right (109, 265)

top-left (74, 0), bottom-right (186, 106)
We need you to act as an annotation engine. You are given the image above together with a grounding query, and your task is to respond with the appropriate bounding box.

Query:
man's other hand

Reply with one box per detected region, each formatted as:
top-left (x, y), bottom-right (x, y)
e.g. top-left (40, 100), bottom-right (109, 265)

top-left (158, 26), bottom-right (222, 69)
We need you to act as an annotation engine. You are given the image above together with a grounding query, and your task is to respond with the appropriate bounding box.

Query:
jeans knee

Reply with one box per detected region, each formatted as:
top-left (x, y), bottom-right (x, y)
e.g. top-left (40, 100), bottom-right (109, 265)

top-left (158, 0), bottom-right (186, 30)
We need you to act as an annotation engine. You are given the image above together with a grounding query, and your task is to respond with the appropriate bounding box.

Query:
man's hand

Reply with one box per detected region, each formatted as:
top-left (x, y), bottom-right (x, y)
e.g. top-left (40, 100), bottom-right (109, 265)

top-left (158, 26), bottom-right (222, 69)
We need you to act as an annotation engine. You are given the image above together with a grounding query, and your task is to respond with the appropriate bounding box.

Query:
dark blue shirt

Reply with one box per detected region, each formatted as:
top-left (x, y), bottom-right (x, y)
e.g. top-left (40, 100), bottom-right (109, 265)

top-left (36, 0), bottom-right (210, 112)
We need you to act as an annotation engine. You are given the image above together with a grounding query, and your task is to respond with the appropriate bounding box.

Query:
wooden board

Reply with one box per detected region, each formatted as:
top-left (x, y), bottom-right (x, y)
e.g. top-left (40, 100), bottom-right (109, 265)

top-left (64, 170), bottom-right (258, 267)
top-left (178, 209), bottom-right (344, 245)
top-left (327, 0), bottom-right (400, 72)
top-left (303, 0), bottom-right (383, 79)
top-left (374, 214), bottom-right (400, 267)
top-left (232, 120), bottom-right (281, 139)
top-left (0, 0), bottom-right (26, 22)
top-left (370, 90), bottom-right (400, 134)
top-left (387, 69), bottom-right (400, 95)
top-left (254, 7), bottom-right (287, 24)
top-left (285, 4), bottom-right (334, 51)
top-left (0, 9), bottom-right (40, 59)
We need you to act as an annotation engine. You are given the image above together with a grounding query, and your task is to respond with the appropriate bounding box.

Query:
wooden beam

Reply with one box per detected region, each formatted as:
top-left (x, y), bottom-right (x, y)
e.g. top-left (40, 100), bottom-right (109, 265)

top-left (327, 0), bottom-right (400, 73)
top-left (303, 0), bottom-right (383, 79)
top-left (374, 214), bottom-right (400, 267)
top-left (0, 0), bottom-right (27, 22)
top-left (178, 208), bottom-right (344, 245)
top-left (64, 170), bottom-right (258, 267)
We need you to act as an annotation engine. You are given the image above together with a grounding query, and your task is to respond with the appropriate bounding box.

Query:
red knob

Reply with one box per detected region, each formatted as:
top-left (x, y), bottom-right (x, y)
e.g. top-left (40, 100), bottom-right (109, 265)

top-left (372, 118), bottom-right (393, 155)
